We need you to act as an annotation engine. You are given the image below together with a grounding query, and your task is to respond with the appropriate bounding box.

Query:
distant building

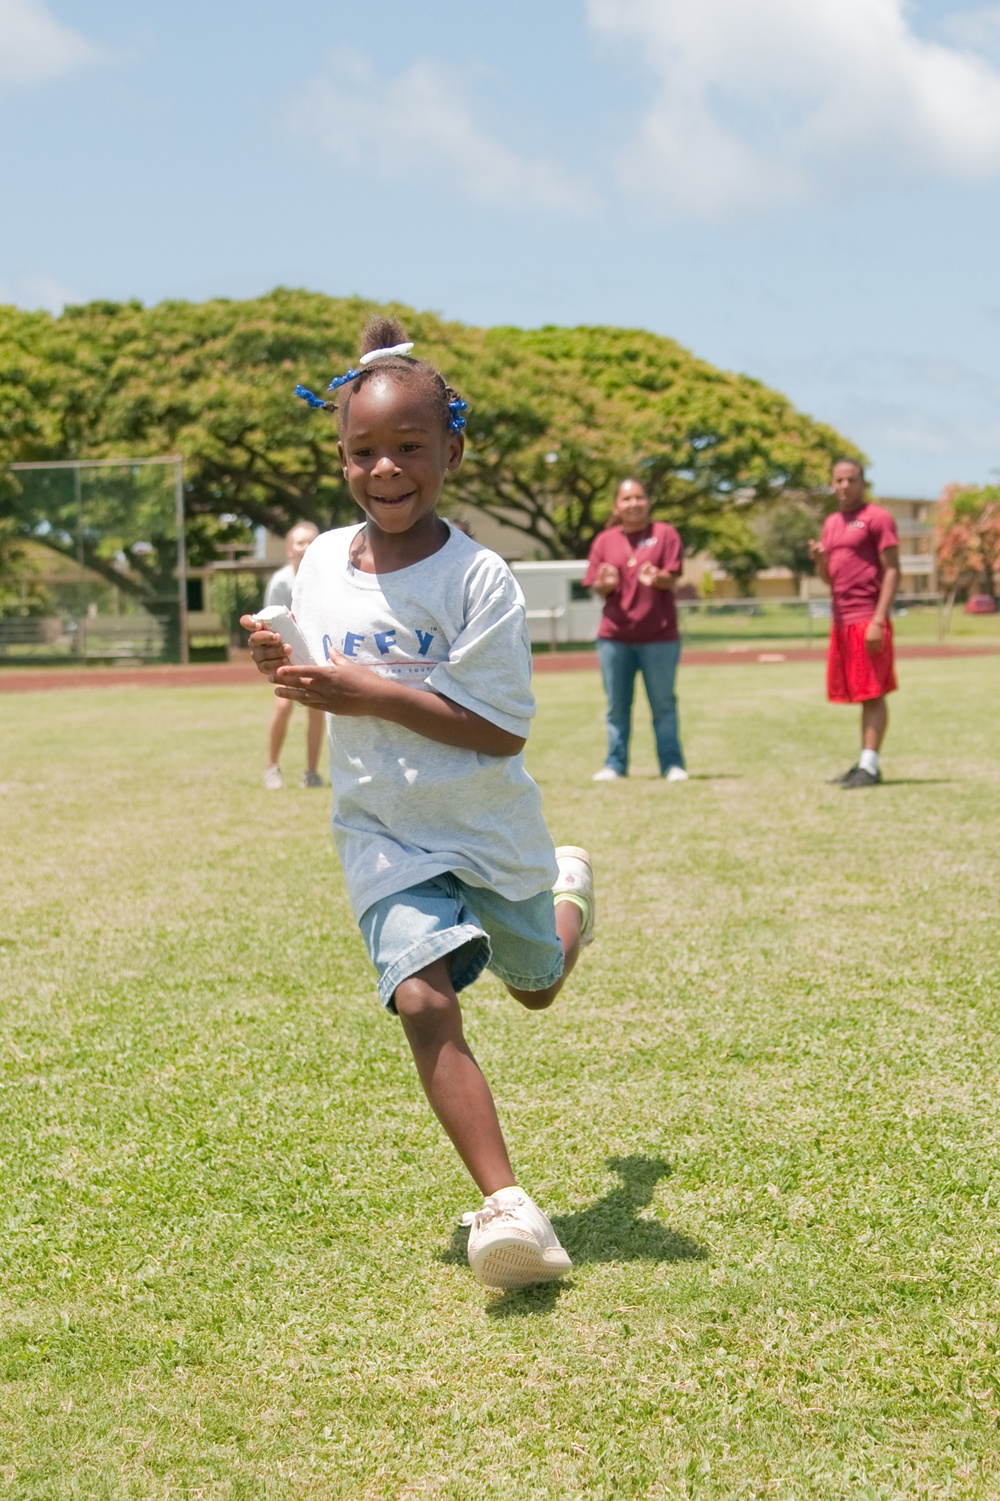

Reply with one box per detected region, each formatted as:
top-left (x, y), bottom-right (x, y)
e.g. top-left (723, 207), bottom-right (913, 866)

top-left (877, 496), bottom-right (937, 596)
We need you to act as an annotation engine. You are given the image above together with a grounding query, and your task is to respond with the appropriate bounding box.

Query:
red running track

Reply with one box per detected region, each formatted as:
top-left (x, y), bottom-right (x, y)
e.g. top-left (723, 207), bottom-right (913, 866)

top-left (0, 643), bottom-right (997, 693)
top-left (532, 643), bottom-right (1000, 671)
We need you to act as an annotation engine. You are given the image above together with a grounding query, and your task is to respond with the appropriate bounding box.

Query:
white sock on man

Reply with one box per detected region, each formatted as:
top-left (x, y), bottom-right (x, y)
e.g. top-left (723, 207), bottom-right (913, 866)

top-left (858, 748), bottom-right (880, 775)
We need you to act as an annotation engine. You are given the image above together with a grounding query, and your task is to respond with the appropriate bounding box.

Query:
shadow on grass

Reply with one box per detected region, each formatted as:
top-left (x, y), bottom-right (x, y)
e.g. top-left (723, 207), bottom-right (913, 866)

top-left (610, 773), bottom-right (741, 783)
top-left (628, 773), bottom-right (742, 781)
top-left (440, 1155), bottom-right (707, 1317)
top-left (879, 778), bottom-right (954, 786)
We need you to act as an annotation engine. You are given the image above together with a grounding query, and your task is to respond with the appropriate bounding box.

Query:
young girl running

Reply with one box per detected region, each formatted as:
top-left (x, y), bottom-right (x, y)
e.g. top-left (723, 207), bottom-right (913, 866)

top-left (242, 316), bottom-right (595, 1291)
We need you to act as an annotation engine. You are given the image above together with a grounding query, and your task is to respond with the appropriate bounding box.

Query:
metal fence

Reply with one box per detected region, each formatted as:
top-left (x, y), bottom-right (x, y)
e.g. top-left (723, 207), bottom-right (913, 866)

top-left (2, 456), bottom-right (187, 665)
top-left (0, 614), bottom-right (168, 661)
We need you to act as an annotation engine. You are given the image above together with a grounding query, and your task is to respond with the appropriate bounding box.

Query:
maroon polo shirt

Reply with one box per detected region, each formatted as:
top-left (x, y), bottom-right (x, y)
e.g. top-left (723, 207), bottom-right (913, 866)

top-left (821, 503), bottom-right (898, 626)
top-left (583, 522), bottom-right (684, 643)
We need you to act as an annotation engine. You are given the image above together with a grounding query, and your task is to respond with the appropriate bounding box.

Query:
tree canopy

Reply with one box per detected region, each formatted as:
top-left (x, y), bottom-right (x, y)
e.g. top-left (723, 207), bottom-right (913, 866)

top-left (1, 289), bottom-right (862, 580)
top-left (756, 499), bottom-right (822, 588)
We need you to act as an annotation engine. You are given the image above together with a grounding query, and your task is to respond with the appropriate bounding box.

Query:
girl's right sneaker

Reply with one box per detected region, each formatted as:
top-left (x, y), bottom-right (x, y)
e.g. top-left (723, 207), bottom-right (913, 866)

top-left (462, 1188), bottom-right (572, 1289)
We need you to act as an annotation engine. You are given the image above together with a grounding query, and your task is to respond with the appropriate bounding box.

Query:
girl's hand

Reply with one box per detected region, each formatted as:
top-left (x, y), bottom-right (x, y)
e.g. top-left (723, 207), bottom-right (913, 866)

top-left (273, 652), bottom-right (382, 714)
top-left (594, 562), bottom-right (620, 595)
top-left (274, 656), bottom-right (524, 754)
top-left (240, 614), bottom-right (291, 680)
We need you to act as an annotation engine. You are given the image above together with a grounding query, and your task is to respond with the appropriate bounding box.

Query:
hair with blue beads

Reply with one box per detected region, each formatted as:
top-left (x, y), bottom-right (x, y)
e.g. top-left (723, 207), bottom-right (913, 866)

top-left (295, 314), bottom-right (468, 438)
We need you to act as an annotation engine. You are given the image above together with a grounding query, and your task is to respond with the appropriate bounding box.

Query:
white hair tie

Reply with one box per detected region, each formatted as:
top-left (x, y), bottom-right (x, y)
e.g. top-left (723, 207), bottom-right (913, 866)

top-left (358, 342), bottom-right (414, 367)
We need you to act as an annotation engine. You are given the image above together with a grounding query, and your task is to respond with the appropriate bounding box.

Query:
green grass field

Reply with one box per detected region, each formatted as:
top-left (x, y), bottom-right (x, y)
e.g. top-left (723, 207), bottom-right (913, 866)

top-left (676, 602), bottom-right (1000, 651)
top-left (2, 659), bottom-right (998, 1499)
top-left (532, 603), bottom-right (1000, 656)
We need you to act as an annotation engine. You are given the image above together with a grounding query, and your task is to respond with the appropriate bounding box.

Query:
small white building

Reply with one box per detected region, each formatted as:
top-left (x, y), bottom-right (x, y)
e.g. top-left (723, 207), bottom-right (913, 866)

top-left (511, 560), bottom-right (600, 647)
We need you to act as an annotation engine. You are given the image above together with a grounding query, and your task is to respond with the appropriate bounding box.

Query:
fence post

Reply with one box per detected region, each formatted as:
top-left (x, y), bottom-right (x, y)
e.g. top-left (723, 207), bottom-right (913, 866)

top-left (175, 457), bottom-right (189, 665)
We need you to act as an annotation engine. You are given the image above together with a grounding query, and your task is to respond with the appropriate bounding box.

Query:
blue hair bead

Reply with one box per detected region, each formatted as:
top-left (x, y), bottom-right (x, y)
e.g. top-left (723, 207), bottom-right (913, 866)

top-left (327, 368), bottom-right (362, 391)
top-left (294, 385), bottom-right (328, 409)
top-left (448, 398), bottom-right (468, 433)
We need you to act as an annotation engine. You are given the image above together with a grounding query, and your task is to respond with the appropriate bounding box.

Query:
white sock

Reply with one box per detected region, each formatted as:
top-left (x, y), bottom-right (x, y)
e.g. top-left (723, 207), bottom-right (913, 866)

top-left (858, 748), bottom-right (879, 775)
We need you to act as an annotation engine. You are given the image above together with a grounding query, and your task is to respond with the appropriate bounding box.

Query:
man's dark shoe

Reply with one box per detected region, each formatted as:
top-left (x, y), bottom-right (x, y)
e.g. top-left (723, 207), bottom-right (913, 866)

top-left (841, 766), bottom-right (882, 790)
top-left (828, 764), bottom-right (858, 785)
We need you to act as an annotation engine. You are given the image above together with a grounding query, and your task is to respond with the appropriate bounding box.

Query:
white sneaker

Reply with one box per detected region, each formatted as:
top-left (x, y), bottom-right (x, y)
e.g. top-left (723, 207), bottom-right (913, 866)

top-left (591, 766), bottom-right (621, 782)
top-left (663, 766), bottom-right (689, 782)
top-left (263, 764), bottom-right (284, 791)
top-left (462, 1188), bottom-right (572, 1289)
top-left (553, 845), bottom-right (595, 946)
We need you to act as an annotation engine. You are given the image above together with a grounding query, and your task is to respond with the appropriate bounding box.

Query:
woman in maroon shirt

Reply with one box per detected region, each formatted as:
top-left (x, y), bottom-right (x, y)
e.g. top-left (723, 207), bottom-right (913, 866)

top-left (582, 479), bottom-right (687, 782)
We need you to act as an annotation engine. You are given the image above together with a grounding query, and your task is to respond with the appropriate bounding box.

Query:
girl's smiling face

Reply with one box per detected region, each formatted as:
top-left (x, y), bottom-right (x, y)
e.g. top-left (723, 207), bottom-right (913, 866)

top-left (338, 375), bottom-right (463, 538)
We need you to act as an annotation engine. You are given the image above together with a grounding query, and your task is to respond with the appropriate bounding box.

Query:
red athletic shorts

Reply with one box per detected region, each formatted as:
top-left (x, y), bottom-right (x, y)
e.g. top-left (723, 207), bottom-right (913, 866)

top-left (827, 620), bottom-right (897, 704)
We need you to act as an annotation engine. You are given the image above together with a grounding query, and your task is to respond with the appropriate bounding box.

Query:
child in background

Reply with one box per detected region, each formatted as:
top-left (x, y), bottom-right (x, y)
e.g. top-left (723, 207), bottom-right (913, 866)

top-left (261, 521), bottom-right (326, 790)
top-left (242, 317), bottom-right (595, 1291)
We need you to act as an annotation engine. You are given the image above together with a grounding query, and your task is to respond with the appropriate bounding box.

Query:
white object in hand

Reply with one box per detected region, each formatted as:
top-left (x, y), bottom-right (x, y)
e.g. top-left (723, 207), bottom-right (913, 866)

top-left (252, 605), bottom-right (316, 666)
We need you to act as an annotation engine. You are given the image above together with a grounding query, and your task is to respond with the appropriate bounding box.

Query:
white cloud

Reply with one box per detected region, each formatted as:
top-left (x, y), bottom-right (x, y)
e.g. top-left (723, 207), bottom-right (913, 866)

top-left (587, 0), bottom-right (1000, 216)
top-left (0, 0), bottom-right (106, 83)
top-left (289, 49), bottom-right (594, 214)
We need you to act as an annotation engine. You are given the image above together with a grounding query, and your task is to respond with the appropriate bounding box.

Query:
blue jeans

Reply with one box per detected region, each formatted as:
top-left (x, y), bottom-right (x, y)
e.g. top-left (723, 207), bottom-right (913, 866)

top-left (597, 638), bottom-right (684, 776)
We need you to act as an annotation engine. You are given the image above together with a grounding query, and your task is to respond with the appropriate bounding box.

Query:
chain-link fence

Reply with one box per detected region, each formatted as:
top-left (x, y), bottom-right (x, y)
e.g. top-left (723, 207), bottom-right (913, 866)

top-left (1, 457), bottom-right (186, 664)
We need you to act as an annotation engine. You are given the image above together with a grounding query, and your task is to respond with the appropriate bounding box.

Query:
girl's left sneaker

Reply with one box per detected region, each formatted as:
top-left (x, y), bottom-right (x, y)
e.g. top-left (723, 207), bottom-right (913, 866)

top-left (462, 1188), bottom-right (572, 1289)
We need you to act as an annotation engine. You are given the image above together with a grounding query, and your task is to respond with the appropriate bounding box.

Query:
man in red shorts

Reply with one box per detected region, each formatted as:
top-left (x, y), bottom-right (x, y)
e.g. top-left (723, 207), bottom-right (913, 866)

top-left (808, 459), bottom-right (900, 789)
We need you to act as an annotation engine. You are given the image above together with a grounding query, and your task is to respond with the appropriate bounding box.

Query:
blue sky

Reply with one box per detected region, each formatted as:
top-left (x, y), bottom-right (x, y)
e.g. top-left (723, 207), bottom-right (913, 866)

top-left (3, 0), bottom-right (1000, 497)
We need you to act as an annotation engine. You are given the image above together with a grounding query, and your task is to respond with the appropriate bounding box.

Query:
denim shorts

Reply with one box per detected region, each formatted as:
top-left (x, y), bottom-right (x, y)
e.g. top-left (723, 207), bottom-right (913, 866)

top-left (358, 873), bottom-right (564, 1011)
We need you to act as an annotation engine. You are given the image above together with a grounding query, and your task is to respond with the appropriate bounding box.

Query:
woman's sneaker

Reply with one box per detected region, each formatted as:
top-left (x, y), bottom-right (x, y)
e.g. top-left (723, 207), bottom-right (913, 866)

top-left (462, 1188), bottom-right (572, 1289)
top-left (553, 845), bottom-right (596, 946)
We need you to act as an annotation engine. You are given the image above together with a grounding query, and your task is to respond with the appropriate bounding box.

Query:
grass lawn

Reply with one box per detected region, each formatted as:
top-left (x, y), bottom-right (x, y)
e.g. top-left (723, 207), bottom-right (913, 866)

top-left (675, 602), bottom-right (1000, 652)
top-left (1, 658), bottom-right (998, 1499)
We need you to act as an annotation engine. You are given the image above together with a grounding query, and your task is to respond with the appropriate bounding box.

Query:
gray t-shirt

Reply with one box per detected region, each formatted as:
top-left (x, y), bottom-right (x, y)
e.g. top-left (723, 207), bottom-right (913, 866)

top-left (263, 563), bottom-right (295, 610)
top-left (292, 523), bottom-right (558, 919)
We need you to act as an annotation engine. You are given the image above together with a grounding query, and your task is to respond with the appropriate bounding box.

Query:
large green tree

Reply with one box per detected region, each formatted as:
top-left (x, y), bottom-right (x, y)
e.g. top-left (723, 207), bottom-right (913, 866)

top-left (1, 290), bottom-right (862, 568)
top-left (756, 499), bottom-right (823, 590)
